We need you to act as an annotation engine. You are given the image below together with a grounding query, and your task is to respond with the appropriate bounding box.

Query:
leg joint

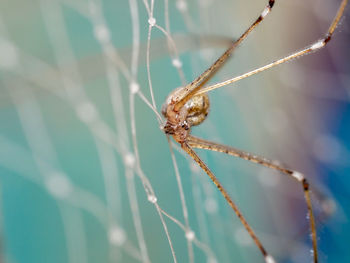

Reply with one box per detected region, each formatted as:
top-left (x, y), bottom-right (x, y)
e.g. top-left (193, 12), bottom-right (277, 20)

top-left (324, 34), bottom-right (332, 44)
top-left (302, 178), bottom-right (309, 191)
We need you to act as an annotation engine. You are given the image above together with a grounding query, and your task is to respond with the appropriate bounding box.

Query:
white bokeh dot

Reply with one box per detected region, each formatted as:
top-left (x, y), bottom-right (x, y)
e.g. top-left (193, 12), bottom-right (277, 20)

top-left (172, 58), bottom-right (182, 68)
top-left (109, 226), bottom-right (126, 246)
top-left (185, 229), bottom-right (195, 241)
top-left (130, 82), bottom-right (140, 94)
top-left (45, 172), bottom-right (73, 199)
top-left (94, 24), bottom-right (111, 43)
top-left (124, 152), bottom-right (136, 168)
top-left (76, 101), bottom-right (98, 124)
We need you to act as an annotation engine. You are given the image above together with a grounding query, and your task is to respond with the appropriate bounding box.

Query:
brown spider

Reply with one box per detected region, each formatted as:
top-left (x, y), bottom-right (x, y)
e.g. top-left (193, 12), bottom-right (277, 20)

top-left (161, 0), bottom-right (348, 262)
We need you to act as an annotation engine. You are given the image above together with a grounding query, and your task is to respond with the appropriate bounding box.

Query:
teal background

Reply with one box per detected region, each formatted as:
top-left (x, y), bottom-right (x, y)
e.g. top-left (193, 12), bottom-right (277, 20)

top-left (0, 0), bottom-right (349, 263)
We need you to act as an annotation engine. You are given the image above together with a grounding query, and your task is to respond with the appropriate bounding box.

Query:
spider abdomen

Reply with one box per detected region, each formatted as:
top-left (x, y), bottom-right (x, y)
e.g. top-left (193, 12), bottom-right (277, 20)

top-left (161, 87), bottom-right (210, 127)
top-left (184, 93), bottom-right (210, 126)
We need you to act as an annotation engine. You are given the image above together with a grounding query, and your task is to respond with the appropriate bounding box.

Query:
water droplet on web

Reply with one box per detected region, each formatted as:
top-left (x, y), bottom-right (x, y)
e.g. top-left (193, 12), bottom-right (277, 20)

top-left (185, 229), bottom-right (195, 241)
top-left (148, 17), bottom-right (156, 27)
top-left (147, 194), bottom-right (157, 203)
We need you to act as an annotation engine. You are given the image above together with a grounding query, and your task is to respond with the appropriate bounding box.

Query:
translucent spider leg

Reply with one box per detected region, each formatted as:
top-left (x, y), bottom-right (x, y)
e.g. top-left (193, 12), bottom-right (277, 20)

top-left (181, 142), bottom-right (276, 263)
top-left (186, 135), bottom-right (318, 263)
top-left (173, 0), bottom-right (277, 110)
top-left (195, 0), bottom-right (349, 96)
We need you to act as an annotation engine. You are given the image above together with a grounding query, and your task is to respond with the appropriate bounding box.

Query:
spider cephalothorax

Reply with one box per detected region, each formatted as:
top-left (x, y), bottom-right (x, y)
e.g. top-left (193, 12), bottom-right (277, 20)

top-left (161, 87), bottom-right (210, 143)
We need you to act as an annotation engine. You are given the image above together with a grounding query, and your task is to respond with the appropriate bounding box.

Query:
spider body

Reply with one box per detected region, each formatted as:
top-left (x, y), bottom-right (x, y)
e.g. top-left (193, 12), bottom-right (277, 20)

top-left (162, 87), bottom-right (210, 143)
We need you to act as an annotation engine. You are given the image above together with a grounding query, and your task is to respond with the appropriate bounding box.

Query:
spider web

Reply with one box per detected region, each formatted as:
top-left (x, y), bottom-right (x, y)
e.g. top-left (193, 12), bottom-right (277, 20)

top-left (0, 0), bottom-right (349, 263)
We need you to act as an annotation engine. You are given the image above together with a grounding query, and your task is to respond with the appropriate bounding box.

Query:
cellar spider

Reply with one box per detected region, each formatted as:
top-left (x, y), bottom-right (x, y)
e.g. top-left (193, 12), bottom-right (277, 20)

top-left (161, 0), bottom-right (348, 262)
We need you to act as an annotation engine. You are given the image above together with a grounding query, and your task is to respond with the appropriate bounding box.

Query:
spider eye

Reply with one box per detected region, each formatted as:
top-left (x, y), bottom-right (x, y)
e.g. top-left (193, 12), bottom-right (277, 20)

top-left (181, 121), bottom-right (190, 130)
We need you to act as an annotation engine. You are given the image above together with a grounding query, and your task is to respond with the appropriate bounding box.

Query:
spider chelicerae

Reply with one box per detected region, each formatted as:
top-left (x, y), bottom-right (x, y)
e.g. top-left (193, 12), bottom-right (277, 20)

top-left (161, 0), bottom-right (348, 262)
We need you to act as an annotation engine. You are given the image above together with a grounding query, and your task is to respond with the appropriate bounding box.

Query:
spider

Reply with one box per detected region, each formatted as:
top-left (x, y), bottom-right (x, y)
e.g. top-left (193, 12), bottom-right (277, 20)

top-left (161, 0), bottom-right (348, 262)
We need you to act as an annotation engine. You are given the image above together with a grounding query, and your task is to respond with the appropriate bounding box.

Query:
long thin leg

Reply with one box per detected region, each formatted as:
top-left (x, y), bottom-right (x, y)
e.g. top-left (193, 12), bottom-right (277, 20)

top-left (181, 142), bottom-right (276, 263)
top-left (187, 135), bottom-right (318, 263)
top-left (282, 190), bottom-right (335, 263)
top-left (173, 0), bottom-right (277, 110)
top-left (195, 0), bottom-right (348, 96)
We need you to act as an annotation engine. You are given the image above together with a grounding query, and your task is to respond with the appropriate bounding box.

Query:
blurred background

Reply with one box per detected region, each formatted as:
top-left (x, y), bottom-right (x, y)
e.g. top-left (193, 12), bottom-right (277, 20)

top-left (0, 0), bottom-right (349, 262)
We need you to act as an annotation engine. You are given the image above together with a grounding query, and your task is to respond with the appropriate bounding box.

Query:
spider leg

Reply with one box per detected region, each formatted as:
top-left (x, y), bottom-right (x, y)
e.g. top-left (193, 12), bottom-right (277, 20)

top-left (195, 0), bottom-right (348, 96)
top-left (174, 0), bottom-right (277, 110)
top-left (181, 142), bottom-right (275, 263)
top-left (187, 135), bottom-right (318, 263)
top-left (282, 188), bottom-right (335, 262)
